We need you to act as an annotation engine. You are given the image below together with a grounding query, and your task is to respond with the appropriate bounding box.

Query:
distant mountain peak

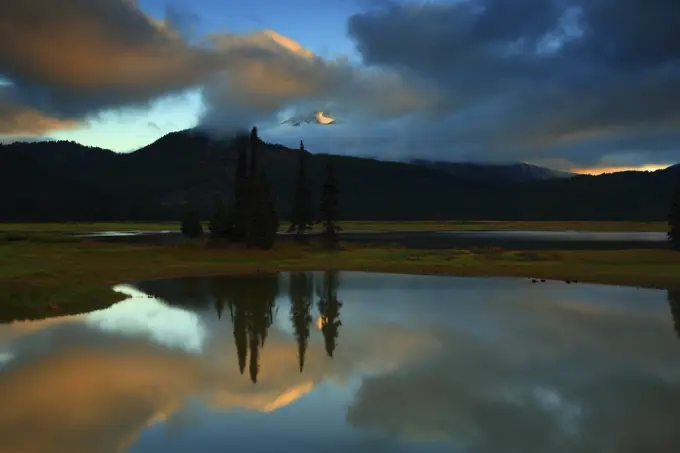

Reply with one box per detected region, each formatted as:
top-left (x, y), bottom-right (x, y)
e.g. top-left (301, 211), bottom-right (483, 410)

top-left (408, 159), bottom-right (574, 182)
top-left (280, 111), bottom-right (336, 127)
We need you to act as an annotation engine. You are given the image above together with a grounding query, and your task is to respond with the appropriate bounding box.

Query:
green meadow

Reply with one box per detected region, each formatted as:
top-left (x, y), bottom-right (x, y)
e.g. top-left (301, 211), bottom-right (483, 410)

top-left (2, 232), bottom-right (678, 321)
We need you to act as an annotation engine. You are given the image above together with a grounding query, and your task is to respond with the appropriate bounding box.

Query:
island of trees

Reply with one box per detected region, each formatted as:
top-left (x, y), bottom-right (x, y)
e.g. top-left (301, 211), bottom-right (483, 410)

top-left (181, 127), bottom-right (340, 249)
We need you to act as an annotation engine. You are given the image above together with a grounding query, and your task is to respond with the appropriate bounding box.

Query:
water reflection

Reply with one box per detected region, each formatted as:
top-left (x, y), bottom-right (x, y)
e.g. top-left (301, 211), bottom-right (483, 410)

top-left (318, 271), bottom-right (343, 358)
top-left (138, 272), bottom-right (347, 376)
top-left (227, 275), bottom-right (278, 383)
top-left (1, 273), bottom-right (680, 453)
top-left (290, 272), bottom-right (314, 372)
top-left (668, 289), bottom-right (680, 340)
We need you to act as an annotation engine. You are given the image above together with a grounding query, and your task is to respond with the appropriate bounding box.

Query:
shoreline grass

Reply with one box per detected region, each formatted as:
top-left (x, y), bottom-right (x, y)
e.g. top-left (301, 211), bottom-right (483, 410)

top-left (2, 237), bottom-right (679, 322)
top-left (0, 220), bottom-right (669, 233)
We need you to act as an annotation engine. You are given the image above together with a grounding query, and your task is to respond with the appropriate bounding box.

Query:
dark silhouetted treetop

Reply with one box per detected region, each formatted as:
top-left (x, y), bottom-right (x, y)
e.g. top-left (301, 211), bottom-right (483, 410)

top-left (288, 141), bottom-right (314, 238)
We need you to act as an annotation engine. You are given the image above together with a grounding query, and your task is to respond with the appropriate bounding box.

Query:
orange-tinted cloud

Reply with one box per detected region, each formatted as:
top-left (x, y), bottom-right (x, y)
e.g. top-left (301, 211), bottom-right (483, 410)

top-left (0, 1), bottom-right (217, 100)
top-left (0, 341), bottom-right (211, 453)
top-left (0, 100), bottom-right (79, 136)
top-left (201, 30), bottom-right (434, 134)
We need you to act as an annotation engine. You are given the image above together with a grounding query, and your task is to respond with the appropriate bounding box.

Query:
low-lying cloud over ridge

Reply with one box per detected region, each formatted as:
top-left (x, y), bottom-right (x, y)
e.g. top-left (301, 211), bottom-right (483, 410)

top-left (0, 0), bottom-right (431, 139)
top-left (200, 28), bottom-right (432, 135)
top-left (0, 0), bottom-right (678, 169)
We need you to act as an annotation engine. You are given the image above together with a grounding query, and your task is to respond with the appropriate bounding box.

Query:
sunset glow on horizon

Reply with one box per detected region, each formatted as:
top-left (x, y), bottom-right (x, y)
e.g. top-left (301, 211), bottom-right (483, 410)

top-left (571, 164), bottom-right (672, 175)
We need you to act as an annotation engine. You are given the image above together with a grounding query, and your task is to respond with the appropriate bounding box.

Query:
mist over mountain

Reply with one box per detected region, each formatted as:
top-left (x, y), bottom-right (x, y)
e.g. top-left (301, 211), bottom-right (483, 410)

top-left (408, 159), bottom-right (574, 183)
top-left (1, 129), bottom-right (678, 222)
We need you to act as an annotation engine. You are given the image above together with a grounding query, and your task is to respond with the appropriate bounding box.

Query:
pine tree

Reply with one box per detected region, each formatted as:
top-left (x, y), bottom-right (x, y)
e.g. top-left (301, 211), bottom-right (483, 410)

top-left (669, 179), bottom-right (680, 250)
top-left (245, 127), bottom-right (278, 249)
top-left (248, 127), bottom-right (259, 178)
top-left (288, 141), bottom-right (314, 242)
top-left (230, 135), bottom-right (249, 243)
top-left (209, 198), bottom-right (232, 239)
top-left (180, 205), bottom-right (203, 238)
top-left (319, 157), bottom-right (341, 249)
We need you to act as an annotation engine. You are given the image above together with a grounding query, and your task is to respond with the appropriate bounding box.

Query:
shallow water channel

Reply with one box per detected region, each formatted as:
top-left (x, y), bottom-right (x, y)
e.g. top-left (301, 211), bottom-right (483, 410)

top-left (76, 229), bottom-right (669, 250)
top-left (1, 272), bottom-right (679, 452)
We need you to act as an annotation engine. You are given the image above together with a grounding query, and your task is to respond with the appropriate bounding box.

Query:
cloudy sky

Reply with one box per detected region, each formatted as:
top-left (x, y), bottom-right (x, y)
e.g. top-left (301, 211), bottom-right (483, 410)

top-left (0, 0), bottom-right (678, 173)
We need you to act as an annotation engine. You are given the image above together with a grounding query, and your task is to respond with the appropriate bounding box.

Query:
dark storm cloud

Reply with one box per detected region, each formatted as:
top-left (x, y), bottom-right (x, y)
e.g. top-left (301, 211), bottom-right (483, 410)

top-left (344, 0), bottom-right (680, 167)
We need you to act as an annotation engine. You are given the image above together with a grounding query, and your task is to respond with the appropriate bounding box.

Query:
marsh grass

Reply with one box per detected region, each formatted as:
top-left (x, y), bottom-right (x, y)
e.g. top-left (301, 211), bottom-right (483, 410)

top-left (0, 232), bottom-right (83, 243)
top-left (1, 236), bottom-right (679, 322)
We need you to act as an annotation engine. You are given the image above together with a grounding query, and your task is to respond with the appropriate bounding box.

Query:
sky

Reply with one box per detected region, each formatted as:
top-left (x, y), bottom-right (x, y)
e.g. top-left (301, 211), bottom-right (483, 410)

top-left (0, 0), bottom-right (679, 174)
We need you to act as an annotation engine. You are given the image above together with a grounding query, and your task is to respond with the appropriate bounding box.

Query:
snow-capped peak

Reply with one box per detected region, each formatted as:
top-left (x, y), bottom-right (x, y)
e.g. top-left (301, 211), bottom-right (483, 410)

top-left (280, 111), bottom-right (336, 126)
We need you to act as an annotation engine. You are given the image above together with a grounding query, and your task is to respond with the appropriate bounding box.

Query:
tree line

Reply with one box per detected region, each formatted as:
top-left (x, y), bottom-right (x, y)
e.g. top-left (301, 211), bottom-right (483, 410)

top-left (669, 181), bottom-right (680, 251)
top-left (178, 127), bottom-right (680, 252)
top-left (181, 127), bottom-right (341, 249)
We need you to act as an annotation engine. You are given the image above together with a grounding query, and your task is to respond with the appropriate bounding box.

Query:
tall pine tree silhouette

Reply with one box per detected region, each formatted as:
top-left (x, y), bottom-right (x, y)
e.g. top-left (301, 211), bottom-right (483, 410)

top-left (318, 271), bottom-right (342, 358)
top-left (669, 179), bottom-right (680, 250)
top-left (245, 127), bottom-right (278, 249)
top-left (319, 157), bottom-right (341, 249)
top-left (230, 134), bottom-right (249, 243)
top-left (288, 141), bottom-right (314, 242)
top-left (290, 272), bottom-right (314, 372)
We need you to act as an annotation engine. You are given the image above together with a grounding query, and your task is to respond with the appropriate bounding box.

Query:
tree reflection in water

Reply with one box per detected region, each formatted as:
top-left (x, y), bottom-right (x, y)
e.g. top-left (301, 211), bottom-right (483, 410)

top-left (317, 271), bottom-right (343, 358)
top-left (667, 289), bottom-right (680, 340)
top-left (212, 275), bottom-right (278, 383)
top-left (289, 272), bottom-right (314, 373)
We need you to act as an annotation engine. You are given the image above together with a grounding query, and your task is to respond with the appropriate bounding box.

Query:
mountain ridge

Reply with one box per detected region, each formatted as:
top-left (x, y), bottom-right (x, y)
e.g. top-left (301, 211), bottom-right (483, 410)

top-left (1, 129), bottom-right (678, 221)
top-left (407, 159), bottom-right (574, 183)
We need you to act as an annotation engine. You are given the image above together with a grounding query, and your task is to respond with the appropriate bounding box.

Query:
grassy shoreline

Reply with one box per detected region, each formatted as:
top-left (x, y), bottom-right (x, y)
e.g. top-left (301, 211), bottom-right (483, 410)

top-left (0, 220), bottom-right (669, 233)
top-left (1, 237), bottom-right (679, 321)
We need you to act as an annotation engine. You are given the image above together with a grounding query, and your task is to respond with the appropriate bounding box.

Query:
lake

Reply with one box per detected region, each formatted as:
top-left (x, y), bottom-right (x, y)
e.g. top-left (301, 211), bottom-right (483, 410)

top-left (1, 272), bottom-right (680, 453)
top-left (77, 229), bottom-right (670, 250)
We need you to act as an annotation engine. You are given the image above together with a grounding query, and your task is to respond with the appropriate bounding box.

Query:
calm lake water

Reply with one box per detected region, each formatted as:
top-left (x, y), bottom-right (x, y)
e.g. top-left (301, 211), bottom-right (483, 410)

top-left (1, 272), bottom-right (680, 453)
top-left (77, 230), bottom-right (669, 250)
